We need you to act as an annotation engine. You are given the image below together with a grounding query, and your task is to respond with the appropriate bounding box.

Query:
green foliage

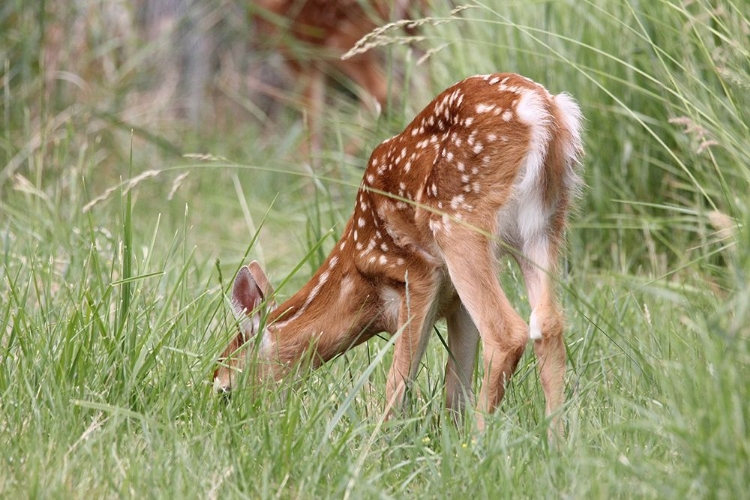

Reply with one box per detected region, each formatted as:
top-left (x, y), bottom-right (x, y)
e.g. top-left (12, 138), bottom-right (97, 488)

top-left (1, 0), bottom-right (748, 498)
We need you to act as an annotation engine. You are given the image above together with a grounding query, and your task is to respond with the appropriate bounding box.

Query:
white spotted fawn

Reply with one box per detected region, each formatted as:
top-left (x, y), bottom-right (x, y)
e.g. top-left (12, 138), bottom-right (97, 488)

top-left (214, 73), bottom-right (583, 435)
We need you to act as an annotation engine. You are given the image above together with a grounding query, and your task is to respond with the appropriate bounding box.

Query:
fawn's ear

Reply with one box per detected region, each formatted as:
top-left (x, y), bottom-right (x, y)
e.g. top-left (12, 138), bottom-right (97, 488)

top-left (247, 260), bottom-right (275, 307)
top-left (231, 265), bottom-right (267, 338)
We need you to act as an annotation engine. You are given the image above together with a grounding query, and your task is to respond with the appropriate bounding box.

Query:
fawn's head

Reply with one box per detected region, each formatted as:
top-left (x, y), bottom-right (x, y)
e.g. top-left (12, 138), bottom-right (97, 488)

top-left (212, 262), bottom-right (275, 395)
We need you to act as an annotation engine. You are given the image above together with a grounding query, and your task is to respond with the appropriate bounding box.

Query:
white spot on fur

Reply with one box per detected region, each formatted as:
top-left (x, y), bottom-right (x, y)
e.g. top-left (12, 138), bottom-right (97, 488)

top-left (338, 276), bottom-right (356, 303)
top-left (440, 214), bottom-right (452, 233)
top-left (529, 310), bottom-right (542, 340)
top-left (380, 286), bottom-right (401, 325)
top-left (306, 276), bottom-right (327, 302)
top-left (450, 194), bottom-right (465, 210)
top-left (476, 103), bottom-right (496, 113)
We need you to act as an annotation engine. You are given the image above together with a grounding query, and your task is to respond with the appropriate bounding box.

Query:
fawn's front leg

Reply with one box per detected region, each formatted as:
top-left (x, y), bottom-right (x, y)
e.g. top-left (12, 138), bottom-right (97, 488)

top-left (444, 304), bottom-right (480, 414)
top-left (385, 272), bottom-right (440, 415)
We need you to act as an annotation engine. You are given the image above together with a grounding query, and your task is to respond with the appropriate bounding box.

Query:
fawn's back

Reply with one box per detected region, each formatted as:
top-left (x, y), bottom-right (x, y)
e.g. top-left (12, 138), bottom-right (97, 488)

top-left (216, 73), bottom-right (583, 435)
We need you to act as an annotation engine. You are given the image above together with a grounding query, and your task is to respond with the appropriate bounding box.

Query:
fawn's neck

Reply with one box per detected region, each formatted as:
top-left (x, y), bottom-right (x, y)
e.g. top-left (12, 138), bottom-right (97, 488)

top-left (263, 239), bottom-right (385, 367)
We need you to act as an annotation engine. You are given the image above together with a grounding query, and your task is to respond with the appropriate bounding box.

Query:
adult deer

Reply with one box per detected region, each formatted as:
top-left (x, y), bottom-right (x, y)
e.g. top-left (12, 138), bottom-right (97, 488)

top-left (214, 73), bottom-right (583, 435)
top-left (253, 0), bottom-right (422, 150)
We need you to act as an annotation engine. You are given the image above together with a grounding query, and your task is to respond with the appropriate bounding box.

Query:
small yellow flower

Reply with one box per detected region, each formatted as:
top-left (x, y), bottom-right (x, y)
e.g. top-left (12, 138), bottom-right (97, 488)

top-left (422, 437), bottom-right (430, 444)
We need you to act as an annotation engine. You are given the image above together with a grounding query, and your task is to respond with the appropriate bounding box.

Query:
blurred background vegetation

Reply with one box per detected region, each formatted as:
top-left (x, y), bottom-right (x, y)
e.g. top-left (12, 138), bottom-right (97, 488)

top-left (2, 0), bottom-right (747, 279)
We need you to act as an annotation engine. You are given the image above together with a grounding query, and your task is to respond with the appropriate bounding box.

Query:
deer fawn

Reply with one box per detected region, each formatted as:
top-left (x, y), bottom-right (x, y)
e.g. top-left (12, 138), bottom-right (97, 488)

top-left (253, 0), bottom-right (422, 150)
top-left (214, 73), bottom-right (583, 434)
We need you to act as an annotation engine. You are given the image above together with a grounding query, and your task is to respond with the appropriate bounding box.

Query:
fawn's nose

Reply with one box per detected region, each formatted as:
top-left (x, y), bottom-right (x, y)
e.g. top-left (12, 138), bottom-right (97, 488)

top-left (213, 377), bottom-right (232, 399)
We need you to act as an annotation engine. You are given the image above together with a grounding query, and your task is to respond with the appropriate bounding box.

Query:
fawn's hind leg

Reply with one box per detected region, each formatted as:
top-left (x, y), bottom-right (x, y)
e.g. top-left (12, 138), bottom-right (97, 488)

top-left (438, 227), bottom-right (529, 428)
top-left (516, 235), bottom-right (567, 437)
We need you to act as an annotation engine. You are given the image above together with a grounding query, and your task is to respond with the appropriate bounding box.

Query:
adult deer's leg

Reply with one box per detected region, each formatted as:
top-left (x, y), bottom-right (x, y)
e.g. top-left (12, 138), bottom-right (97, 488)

top-left (444, 303), bottom-right (479, 414)
top-left (438, 227), bottom-right (528, 427)
top-left (335, 55), bottom-right (388, 112)
top-left (292, 63), bottom-right (326, 153)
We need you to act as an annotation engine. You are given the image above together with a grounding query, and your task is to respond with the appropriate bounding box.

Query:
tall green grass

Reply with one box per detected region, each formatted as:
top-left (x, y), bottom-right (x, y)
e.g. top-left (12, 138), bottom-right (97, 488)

top-left (1, 0), bottom-right (748, 498)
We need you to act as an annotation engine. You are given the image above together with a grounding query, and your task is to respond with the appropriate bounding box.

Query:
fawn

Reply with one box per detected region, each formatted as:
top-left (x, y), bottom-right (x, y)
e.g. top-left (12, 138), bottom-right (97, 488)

top-left (214, 73), bottom-right (583, 434)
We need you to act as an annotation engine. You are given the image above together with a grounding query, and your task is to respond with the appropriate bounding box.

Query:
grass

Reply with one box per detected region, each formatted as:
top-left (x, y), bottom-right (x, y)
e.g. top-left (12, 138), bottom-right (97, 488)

top-left (1, 0), bottom-right (749, 497)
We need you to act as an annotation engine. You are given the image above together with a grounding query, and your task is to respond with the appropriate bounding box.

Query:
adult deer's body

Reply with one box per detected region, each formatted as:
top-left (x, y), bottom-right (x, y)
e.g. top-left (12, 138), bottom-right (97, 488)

top-left (255, 0), bottom-right (406, 107)
top-left (253, 0), bottom-right (421, 150)
top-left (215, 73), bottom-right (583, 433)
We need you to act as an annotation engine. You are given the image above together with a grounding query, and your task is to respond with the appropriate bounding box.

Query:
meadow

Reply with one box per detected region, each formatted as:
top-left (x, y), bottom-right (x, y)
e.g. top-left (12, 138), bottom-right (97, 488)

top-left (1, 0), bottom-right (748, 498)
